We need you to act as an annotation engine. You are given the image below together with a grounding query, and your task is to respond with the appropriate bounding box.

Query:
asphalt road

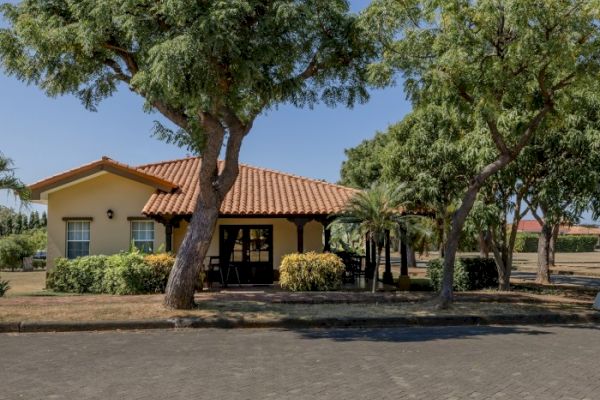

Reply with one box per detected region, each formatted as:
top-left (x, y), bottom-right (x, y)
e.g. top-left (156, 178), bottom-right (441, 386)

top-left (1, 325), bottom-right (600, 399)
top-left (512, 271), bottom-right (600, 288)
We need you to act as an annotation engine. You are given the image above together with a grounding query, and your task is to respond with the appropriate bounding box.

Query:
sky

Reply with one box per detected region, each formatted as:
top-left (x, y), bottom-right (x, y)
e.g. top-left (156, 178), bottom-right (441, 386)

top-left (0, 0), bottom-right (412, 214)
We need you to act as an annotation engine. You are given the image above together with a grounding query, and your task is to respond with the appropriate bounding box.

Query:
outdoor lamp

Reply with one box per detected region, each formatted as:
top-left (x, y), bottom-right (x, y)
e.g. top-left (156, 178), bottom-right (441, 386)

top-left (107, 209), bottom-right (114, 219)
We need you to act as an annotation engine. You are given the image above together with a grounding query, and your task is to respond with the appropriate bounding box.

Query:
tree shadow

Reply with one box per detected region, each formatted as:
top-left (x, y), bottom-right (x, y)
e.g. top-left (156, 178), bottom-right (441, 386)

top-left (294, 325), bottom-right (554, 343)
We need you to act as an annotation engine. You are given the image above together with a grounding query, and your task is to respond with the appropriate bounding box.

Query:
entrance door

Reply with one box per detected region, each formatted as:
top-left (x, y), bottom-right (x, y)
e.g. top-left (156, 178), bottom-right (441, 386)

top-left (219, 225), bottom-right (273, 284)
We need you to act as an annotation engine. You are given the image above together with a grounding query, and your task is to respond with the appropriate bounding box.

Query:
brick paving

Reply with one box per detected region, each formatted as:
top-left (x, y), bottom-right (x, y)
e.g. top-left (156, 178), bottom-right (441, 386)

top-left (1, 325), bottom-right (599, 399)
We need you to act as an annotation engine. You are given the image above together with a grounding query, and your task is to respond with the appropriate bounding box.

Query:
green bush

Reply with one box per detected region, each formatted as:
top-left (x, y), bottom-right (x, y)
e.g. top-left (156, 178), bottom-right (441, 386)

top-left (47, 255), bottom-right (108, 293)
top-left (47, 252), bottom-right (179, 295)
top-left (427, 259), bottom-right (469, 291)
top-left (555, 235), bottom-right (597, 252)
top-left (427, 258), bottom-right (498, 291)
top-left (460, 258), bottom-right (498, 290)
top-left (514, 233), bottom-right (598, 253)
top-left (0, 277), bottom-right (9, 297)
top-left (280, 252), bottom-right (345, 291)
top-left (0, 233), bottom-right (35, 270)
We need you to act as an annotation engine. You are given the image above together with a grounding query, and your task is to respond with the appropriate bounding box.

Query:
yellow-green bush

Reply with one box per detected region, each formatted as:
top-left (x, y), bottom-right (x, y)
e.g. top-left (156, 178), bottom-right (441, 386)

top-left (279, 252), bottom-right (345, 291)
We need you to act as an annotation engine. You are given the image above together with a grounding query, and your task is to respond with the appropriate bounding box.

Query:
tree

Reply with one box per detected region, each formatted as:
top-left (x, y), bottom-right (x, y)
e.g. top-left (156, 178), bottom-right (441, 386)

top-left (339, 132), bottom-right (389, 189)
top-left (0, 233), bottom-right (35, 270)
top-left (1, 0), bottom-right (373, 309)
top-left (365, 0), bottom-right (600, 306)
top-left (522, 94), bottom-right (600, 284)
top-left (0, 154), bottom-right (28, 201)
top-left (40, 211), bottom-right (47, 228)
top-left (335, 183), bottom-right (403, 293)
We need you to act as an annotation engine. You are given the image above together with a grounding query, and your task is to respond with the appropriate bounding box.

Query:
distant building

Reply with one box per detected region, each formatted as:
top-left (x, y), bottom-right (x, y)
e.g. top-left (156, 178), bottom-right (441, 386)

top-left (515, 219), bottom-right (600, 236)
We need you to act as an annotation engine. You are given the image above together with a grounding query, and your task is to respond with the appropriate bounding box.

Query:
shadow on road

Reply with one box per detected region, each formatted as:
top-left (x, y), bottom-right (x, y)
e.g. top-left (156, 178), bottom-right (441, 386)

top-left (295, 325), bottom-right (554, 343)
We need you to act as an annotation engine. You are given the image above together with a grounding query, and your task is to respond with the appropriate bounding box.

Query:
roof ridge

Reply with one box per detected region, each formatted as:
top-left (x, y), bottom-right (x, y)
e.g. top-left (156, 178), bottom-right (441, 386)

top-left (135, 155), bottom-right (197, 169)
top-left (238, 162), bottom-right (358, 192)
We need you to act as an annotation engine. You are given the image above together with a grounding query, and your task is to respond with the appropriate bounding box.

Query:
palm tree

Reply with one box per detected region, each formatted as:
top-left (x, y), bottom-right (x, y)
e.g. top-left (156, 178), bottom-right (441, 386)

top-left (0, 154), bottom-right (28, 201)
top-left (335, 183), bottom-right (404, 293)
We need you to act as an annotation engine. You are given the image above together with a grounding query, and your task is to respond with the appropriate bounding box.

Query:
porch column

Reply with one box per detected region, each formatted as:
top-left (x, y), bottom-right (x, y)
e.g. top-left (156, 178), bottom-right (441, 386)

top-left (382, 229), bottom-right (393, 284)
top-left (165, 222), bottom-right (173, 253)
top-left (288, 217), bottom-right (311, 253)
top-left (318, 217), bottom-right (332, 252)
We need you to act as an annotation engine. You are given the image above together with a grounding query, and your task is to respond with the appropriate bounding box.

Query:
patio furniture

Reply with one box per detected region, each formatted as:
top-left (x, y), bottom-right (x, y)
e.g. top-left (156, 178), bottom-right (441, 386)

top-left (205, 256), bottom-right (225, 287)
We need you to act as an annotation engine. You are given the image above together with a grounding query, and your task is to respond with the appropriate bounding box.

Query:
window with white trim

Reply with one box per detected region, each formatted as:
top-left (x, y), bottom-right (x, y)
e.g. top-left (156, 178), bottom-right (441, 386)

top-left (66, 221), bottom-right (90, 259)
top-left (131, 220), bottom-right (154, 253)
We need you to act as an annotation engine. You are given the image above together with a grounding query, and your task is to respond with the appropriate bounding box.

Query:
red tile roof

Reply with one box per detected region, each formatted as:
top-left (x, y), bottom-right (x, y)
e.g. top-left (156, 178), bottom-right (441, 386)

top-left (515, 220), bottom-right (600, 235)
top-left (137, 157), bottom-right (358, 217)
top-left (28, 157), bottom-right (179, 199)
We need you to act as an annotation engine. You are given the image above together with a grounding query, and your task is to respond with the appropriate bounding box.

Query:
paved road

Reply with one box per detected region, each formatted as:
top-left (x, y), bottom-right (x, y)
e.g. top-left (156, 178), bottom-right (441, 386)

top-left (512, 271), bottom-right (600, 288)
top-left (2, 325), bottom-right (600, 400)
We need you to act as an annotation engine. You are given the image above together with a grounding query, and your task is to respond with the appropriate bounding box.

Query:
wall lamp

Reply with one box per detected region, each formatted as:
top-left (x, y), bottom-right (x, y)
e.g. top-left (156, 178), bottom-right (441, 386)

top-left (107, 209), bottom-right (114, 219)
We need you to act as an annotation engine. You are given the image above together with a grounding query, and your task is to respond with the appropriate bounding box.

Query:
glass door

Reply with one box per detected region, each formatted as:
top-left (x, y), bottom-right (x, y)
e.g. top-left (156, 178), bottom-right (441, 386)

top-left (220, 225), bottom-right (273, 284)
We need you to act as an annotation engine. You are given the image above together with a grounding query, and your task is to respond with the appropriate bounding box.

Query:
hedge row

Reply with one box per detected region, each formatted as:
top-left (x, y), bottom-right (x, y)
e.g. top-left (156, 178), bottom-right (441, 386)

top-left (427, 257), bottom-right (498, 291)
top-left (514, 233), bottom-right (597, 253)
top-left (46, 252), bottom-right (202, 295)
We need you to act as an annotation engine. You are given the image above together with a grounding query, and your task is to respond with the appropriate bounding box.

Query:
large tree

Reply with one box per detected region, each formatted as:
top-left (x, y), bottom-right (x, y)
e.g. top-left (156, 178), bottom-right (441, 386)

top-left (365, 0), bottom-right (600, 306)
top-left (1, 0), bottom-right (373, 308)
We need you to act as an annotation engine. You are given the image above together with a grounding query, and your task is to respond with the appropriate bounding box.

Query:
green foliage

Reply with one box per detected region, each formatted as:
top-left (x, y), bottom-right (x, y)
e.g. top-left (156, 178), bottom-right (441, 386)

top-left (0, 233), bottom-right (36, 269)
top-left (0, 276), bottom-right (9, 296)
top-left (427, 259), bottom-right (469, 292)
top-left (280, 252), bottom-right (345, 291)
top-left (47, 252), bottom-right (180, 294)
top-left (514, 233), bottom-right (598, 253)
top-left (556, 236), bottom-right (598, 253)
top-left (427, 257), bottom-right (497, 291)
top-left (460, 258), bottom-right (499, 290)
top-left (0, 0), bottom-right (373, 152)
top-left (0, 154), bottom-right (29, 202)
top-left (339, 132), bottom-right (390, 189)
top-left (47, 256), bottom-right (108, 294)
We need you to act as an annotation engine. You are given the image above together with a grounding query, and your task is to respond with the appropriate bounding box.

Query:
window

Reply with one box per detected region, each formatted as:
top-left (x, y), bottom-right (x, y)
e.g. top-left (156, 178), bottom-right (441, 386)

top-left (131, 220), bottom-right (154, 253)
top-left (66, 221), bottom-right (90, 259)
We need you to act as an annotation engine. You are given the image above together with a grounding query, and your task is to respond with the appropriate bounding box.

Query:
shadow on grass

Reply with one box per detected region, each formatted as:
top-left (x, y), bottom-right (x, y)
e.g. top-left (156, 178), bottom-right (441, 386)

top-left (294, 325), bottom-right (554, 343)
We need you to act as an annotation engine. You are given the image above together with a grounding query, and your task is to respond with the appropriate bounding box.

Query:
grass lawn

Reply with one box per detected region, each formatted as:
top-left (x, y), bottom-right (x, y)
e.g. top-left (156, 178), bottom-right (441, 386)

top-left (0, 271), bottom-right (48, 297)
top-left (0, 290), bottom-right (594, 323)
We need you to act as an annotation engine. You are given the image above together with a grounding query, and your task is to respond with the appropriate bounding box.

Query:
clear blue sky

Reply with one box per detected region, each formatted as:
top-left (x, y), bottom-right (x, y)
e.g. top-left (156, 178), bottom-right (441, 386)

top-left (0, 0), bottom-right (410, 213)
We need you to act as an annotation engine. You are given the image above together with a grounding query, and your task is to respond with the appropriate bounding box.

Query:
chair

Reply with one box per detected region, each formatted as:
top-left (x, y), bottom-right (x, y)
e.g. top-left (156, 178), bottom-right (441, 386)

top-left (205, 256), bottom-right (225, 287)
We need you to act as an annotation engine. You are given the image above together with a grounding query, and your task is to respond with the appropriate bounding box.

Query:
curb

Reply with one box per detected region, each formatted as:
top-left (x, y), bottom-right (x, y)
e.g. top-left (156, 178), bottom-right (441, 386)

top-left (2, 312), bottom-right (599, 333)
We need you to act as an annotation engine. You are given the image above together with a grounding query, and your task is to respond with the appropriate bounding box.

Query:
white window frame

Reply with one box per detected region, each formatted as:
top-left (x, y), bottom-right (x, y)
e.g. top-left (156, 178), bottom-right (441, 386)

top-left (131, 220), bottom-right (155, 253)
top-left (66, 220), bottom-right (91, 259)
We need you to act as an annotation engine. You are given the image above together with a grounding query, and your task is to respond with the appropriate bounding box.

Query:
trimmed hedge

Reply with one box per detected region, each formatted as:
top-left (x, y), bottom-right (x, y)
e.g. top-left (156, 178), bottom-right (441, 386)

top-left (427, 257), bottom-right (498, 291)
top-left (47, 252), bottom-right (182, 295)
top-left (280, 252), bottom-right (345, 291)
top-left (514, 233), bottom-right (597, 253)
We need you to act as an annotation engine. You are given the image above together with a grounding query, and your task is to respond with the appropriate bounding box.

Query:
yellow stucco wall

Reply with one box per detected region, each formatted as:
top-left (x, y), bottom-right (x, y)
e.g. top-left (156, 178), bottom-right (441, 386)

top-left (173, 218), bottom-right (324, 269)
top-left (46, 172), bottom-right (165, 269)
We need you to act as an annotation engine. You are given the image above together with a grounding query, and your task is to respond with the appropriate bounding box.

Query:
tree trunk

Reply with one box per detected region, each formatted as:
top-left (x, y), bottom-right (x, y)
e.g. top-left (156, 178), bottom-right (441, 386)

top-left (550, 222), bottom-right (559, 267)
top-left (439, 153), bottom-right (515, 308)
top-left (372, 246), bottom-right (382, 293)
top-left (407, 245), bottom-right (417, 268)
top-left (164, 112), bottom-right (249, 309)
top-left (536, 223), bottom-right (552, 284)
top-left (478, 231), bottom-right (489, 258)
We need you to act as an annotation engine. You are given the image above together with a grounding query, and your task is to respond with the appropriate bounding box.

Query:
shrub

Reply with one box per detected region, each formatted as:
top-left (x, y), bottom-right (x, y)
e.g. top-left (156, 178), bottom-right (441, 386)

top-left (47, 255), bottom-right (108, 293)
top-left (427, 258), bottom-right (498, 291)
top-left (0, 233), bottom-right (35, 270)
top-left (427, 259), bottom-right (469, 291)
top-left (280, 252), bottom-right (345, 291)
top-left (0, 277), bottom-right (9, 297)
top-left (514, 233), bottom-right (598, 253)
top-left (555, 235), bottom-right (597, 252)
top-left (46, 252), bottom-right (183, 295)
top-left (460, 258), bottom-right (498, 290)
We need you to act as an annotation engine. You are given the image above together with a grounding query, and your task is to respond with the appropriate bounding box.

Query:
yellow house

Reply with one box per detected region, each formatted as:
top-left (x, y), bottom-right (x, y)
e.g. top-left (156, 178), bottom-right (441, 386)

top-left (29, 156), bottom-right (357, 284)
